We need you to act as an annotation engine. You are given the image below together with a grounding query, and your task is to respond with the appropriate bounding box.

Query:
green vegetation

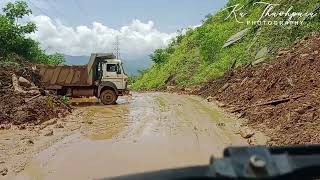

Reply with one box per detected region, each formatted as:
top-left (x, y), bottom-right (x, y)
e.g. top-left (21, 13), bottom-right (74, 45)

top-left (60, 96), bottom-right (70, 105)
top-left (132, 0), bottom-right (320, 90)
top-left (128, 76), bottom-right (138, 85)
top-left (0, 1), bottom-right (65, 65)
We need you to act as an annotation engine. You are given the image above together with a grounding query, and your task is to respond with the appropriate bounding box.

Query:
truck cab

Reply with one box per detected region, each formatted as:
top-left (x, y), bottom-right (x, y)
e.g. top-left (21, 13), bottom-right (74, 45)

top-left (95, 59), bottom-right (129, 105)
top-left (102, 59), bottom-right (127, 92)
top-left (97, 58), bottom-right (129, 104)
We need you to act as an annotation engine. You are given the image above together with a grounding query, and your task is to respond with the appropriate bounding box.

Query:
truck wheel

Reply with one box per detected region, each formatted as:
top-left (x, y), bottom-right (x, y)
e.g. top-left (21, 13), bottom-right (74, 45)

top-left (100, 89), bottom-right (118, 105)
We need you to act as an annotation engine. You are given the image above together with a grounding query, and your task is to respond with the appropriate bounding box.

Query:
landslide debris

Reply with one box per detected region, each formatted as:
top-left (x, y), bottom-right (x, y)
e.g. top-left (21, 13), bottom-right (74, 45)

top-left (196, 32), bottom-right (320, 145)
top-left (0, 65), bottom-right (71, 126)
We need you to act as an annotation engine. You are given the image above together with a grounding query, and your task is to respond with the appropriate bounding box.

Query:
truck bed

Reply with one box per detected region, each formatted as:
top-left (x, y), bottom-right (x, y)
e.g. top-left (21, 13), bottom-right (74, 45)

top-left (37, 64), bottom-right (92, 88)
top-left (37, 53), bottom-right (115, 89)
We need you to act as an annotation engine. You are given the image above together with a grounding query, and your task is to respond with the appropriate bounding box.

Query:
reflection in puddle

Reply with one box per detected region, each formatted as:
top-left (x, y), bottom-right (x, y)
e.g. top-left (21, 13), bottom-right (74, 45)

top-left (70, 97), bottom-right (128, 107)
top-left (75, 98), bottom-right (129, 140)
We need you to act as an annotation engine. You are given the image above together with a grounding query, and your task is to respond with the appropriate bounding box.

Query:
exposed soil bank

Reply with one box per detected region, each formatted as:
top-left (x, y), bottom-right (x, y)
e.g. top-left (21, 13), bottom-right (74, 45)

top-left (0, 65), bottom-right (71, 126)
top-left (196, 32), bottom-right (320, 145)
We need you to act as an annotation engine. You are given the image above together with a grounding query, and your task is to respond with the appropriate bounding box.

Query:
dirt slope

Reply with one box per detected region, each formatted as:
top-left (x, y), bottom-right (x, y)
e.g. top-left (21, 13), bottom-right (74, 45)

top-left (0, 65), bottom-right (71, 126)
top-left (196, 32), bottom-right (320, 145)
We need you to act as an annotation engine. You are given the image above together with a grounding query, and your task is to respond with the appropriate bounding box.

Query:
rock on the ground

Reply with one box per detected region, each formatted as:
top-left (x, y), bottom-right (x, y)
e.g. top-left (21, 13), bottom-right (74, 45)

top-left (0, 124), bottom-right (11, 130)
top-left (18, 76), bottom-right (32, 87)
top-left (54, 123), bottom-right (64, 128)
top-left (223, 28), bottom-right (249, 48)
top-left (239, 128), bottom-right (255, 139)
top-left (217, 102), bottom-right (227, 107)
top-left (0, 167), bottom-right (8, 176)
top-left (218, 83), bottom-right (230, 93)
top-left (277, 50), bottom-right (289, 56)
top-left (206, 96), bottom-right (214, 102)
top-left (42, 119), bottom-right (57, 127)
top-left (25, 138), bottom-right (34, 145)
top-left (252, 47), bottom-right (268, 65)
top-left (18, 125), bottom-right (26, 130)
top-left (43, 129), bottom-right (54, 136)
top-left (166, 86), bottom-right (176, 91)
top-left (184, 88), bottom-right (193, 93)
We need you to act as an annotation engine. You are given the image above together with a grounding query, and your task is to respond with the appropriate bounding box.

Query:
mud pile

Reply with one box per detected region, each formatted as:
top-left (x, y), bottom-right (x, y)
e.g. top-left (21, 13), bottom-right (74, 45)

top-left (197, 32), bottom-right (320, 145)
top-left (0, 65), bottom-right (71, 126)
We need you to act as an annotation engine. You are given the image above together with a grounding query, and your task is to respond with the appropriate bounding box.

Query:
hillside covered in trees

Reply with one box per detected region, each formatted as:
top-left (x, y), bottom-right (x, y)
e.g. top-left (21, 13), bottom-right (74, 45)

top-left (132, 0), bottom-right (320, 89)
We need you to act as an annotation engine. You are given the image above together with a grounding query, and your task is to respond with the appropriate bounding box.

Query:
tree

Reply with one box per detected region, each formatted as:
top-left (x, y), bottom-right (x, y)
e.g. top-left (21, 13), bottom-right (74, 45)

top-left (3, 1), bottom-right (31, 22)
top-left (46, 53), bottom-right (65, 65)
top-left (2, 1), bottom-right (36, 34)
top-left (0, 1), bottom-right (36, 58)
top-left (0, 1), bottom-right (65, 64)
top-left (149, 49), bottom-right (169, 64)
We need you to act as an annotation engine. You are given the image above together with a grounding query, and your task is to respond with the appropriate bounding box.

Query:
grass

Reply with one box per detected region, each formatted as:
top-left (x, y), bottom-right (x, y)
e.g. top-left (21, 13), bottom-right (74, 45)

top-left (131, 0), bottom-right (320, 90)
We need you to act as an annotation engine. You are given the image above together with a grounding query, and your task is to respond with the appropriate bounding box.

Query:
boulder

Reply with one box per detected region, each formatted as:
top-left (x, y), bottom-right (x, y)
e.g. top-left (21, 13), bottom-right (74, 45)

top-left (223, 28), bottom-right (249, 48)
top-left (206, 96), bottom-right (214, 102)
top-left (240, 128), bottom-right (255, 139)
top-left (18, 77), bottom-right (32, 87)
top-left (252, 47), bottom-right (268, 65)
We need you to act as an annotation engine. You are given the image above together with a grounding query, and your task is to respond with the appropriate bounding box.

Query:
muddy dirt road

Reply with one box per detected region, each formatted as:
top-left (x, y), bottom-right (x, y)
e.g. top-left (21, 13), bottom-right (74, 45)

top-left (5, 93), bottom-right (266, 180)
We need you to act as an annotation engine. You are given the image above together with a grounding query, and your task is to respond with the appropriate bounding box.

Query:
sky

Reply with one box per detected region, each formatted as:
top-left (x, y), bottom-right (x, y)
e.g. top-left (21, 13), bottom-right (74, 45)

top-left (0, 0), bottom-right (228, 60)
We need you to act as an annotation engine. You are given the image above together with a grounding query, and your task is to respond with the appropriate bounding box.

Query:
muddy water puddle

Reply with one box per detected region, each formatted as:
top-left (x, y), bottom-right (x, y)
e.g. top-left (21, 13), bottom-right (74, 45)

top-left (11, 93), bottom-right (266, 180)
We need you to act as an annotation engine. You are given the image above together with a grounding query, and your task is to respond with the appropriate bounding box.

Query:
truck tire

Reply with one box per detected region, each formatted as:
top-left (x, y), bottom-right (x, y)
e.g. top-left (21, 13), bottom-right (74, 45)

top-left (100, 89), bottom-right (118, 105)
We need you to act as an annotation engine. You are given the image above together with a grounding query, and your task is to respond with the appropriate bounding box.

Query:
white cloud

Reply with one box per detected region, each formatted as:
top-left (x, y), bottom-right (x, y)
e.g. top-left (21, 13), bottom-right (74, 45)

top-left (28, 15), bottom-right (177, 58)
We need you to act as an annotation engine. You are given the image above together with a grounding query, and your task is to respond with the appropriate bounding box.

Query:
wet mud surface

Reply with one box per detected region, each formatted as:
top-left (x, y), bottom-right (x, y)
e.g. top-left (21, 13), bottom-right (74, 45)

top-left (1, 93), bottom-right (266, 180)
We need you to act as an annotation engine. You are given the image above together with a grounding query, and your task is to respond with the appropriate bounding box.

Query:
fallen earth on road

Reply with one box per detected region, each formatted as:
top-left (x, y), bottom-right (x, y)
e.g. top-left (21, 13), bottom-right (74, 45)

top-left (1, 93), bottom-right (266, 179)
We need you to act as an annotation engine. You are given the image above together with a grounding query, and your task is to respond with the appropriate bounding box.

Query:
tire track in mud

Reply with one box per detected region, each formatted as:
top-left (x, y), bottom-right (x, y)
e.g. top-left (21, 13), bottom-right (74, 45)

top-left (154, 93), bottom-right (246, 154)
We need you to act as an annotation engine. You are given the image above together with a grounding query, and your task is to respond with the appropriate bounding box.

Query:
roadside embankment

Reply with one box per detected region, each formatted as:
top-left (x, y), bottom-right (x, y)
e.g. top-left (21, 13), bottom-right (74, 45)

top-left (196, 32), bottom-right (320, 145)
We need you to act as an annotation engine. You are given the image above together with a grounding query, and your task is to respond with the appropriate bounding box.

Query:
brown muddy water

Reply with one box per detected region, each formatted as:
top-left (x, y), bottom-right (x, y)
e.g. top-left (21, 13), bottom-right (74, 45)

top-left (7, 93), bottom-right (266, 180)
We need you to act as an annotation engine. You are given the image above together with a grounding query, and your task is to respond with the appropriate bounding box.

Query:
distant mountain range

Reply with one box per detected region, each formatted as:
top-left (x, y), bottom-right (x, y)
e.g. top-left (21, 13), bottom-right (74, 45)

top-left (64, 55), bottom-right (88, 65)
top-left (64, 55), bottom-right (152, 76)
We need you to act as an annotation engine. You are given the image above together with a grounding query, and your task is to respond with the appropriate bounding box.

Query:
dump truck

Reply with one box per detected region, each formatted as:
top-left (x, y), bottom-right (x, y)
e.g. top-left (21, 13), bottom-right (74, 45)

top-left (37, 53), bottom-right (129, 105)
